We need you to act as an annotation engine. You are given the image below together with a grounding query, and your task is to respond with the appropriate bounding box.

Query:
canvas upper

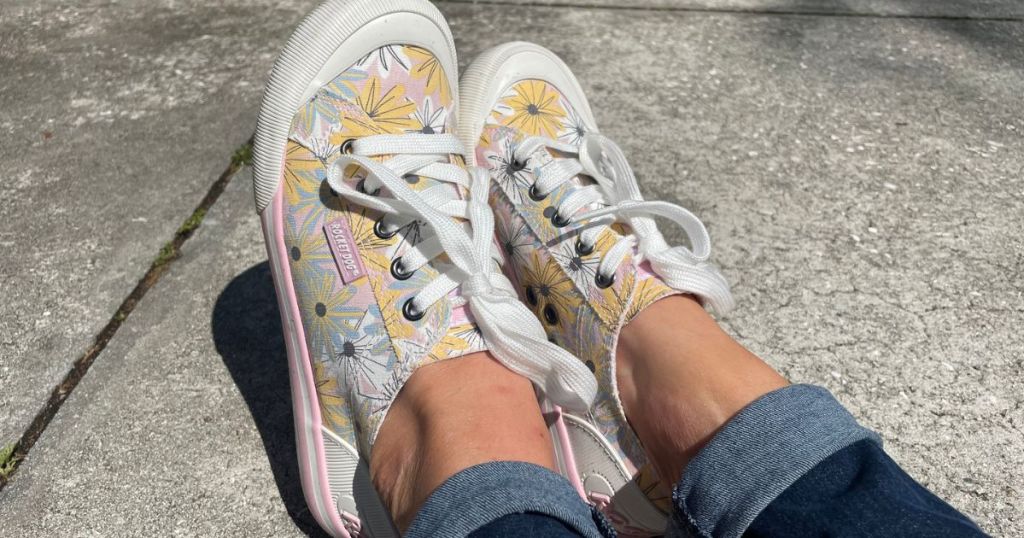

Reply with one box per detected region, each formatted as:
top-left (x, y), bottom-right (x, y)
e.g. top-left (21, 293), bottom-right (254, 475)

top-left (475, 74), bottom-right (733, 534)
top-left (281, 42), bottom-right (600, 465)
top-left (279, 45), bottom-right (494, 453)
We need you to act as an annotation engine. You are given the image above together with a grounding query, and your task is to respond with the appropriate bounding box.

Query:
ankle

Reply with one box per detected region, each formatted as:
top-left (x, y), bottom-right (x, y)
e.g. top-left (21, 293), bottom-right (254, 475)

top-left (370, 353), bottom-right (556, 530)
top-left (616, 295), bottom-right (709, 404)
top-left (370, 401), bottom-right (424, 529)
top-left (616, 295), bottom-right (788, 482)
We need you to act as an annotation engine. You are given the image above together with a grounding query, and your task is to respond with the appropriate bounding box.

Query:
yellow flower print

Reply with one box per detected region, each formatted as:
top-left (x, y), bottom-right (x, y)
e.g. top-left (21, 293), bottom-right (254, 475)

top-left (350, 78), bottom-right (416, 133)
top-left (299, 273), bottom-right (363, 351)
top-left (451, 153), bottom-right (466, 168)
top-left (450, 323), bottom-right (485, 352)
top-left (478, 126), bottom-right (493, 148)
top-left (610, 222), bottom-right (631, 236)
top-left (361, 250), bottom-right (391, 275)
top-left (405, 46), bottom-right (452, 103)
top-left (519, 251), bottom-right (581, 330)
top-left (519, 201), bottom-right (557, 241)
top-left (626, 275), bottom-right (673, 323)
top-left (371, 278), bottom-right (416, 342)
top-left (426, 326), bottom-right (473, 364)
top-left (584, 230), bottom-right (637, 325)
top-left (592, 263), bottom-right (635, 326)
top-left (289, 228), bottom-right (335, 277)
top-left (313, 359), bottom-right (351, 434)
top-left (598, 264), bottom-right (630, 323)
top-left (633, 464), bottom-right (672, 513)
top-left (284, 141), bottom-right (323, 205)
top-left (499, 80), bottom-right (567, 138)
top-left (332, 112), bottom-right (387, 146)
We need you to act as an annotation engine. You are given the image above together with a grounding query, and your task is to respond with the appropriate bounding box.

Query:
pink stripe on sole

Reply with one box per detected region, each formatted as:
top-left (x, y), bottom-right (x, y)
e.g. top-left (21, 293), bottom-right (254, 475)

top-left (268, 189), bottom-right (352, 537)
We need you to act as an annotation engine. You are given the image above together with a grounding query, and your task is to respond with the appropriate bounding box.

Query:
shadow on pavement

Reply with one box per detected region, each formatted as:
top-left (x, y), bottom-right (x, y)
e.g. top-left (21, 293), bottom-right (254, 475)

top-left (212, 261), bottom-right (330, 538)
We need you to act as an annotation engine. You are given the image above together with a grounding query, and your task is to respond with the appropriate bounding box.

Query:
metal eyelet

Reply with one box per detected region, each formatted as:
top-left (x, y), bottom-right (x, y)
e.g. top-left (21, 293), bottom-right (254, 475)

top-left (575, 239), bottom-right (594, 256)
top-left (357, 178), bottom-right (381, 196)
top-left (528, 184), bottom-right (547, 202)
top-left (595, 272), bottom-right (615, 289)
top-left (525, 286), bottom-right (539, 306)
top-left (390, 257), bottom-right (413, 281)
top-left (542, 304), bottom-right (559, 325)
top-left (402, 298), bottom-right (425, 321)
top-left (340, 139), bottom-right (355, 154)
top-left (374, 219), bottom-right (397, 240)
top-left (551, 212), bottom-right (571, 228)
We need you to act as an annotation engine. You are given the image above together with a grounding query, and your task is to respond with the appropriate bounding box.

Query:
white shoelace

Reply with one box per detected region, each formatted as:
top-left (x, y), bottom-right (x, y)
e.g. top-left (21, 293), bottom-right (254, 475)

top-left (327, 133), bottom-right (596, 412)
top-left (514, 133), bottom-right (734, 314)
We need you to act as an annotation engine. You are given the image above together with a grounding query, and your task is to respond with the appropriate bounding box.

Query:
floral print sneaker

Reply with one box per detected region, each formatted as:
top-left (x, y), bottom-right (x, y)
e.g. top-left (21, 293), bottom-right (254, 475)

top-left (252, 5), bottom-right (595, 537)
top-left (459, 42), bottom-right (735, 536)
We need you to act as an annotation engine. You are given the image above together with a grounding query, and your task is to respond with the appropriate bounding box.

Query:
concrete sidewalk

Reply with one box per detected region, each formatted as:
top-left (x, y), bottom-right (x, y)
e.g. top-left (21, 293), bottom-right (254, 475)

top-left (1, 0), bottom-right (1021, 535)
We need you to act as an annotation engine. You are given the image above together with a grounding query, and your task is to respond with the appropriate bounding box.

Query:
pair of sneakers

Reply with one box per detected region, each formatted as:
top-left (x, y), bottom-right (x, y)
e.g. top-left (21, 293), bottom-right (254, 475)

top-left (252, 0), bottom-right (733, 536)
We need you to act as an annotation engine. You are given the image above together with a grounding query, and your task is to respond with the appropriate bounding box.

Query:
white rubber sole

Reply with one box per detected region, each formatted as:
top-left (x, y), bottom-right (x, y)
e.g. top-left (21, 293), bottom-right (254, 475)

top-left (252, 0), bottom-right (457, 536)
top-left (457, 41), bottom-right (599, 167)
top-left (458, 42), bottom-right (668, 534)
top-left (253, 0), bottom-right (457, 214)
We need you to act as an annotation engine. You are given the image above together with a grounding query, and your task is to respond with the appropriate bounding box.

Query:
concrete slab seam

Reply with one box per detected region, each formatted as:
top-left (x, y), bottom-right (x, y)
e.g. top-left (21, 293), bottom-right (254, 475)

top-left (0, 136), bottom-right (255, 491)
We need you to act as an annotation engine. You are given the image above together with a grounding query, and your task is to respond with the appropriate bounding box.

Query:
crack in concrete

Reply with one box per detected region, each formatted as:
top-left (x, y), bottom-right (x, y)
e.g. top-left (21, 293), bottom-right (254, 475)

top-left (0, 137), bottom-right (254, 491)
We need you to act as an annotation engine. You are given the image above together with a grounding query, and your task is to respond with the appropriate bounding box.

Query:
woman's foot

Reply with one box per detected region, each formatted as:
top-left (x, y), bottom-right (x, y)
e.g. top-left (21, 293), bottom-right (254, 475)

top-left (370, 351), bottom-right (557, 530)
top-left (255, 8), bottom-right (594, 535)
top-left (616, 295), bottom-right (788, 485)
top-left (462, 42), bottom-right (739, 533)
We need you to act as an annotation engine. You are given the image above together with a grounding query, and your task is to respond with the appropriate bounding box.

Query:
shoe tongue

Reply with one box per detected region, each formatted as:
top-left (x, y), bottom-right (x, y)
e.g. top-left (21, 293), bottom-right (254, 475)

top-left (397, 152), bottom-right (471, 203)
top-left (359, 122), bottom-right (482, 350)
top-left (399, 97), bottom-right (471, 202)
top-left (527, 140), bottom-right (599, 191)
top-left (291, 97), bottom-right (472, 202)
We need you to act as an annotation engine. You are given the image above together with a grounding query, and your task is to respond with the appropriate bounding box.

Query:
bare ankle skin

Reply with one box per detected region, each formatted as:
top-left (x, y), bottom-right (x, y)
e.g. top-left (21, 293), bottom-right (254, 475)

top-left (369, 352), bottom-right (556, 531)
top-left (616, 295), bottom-right (789, 486)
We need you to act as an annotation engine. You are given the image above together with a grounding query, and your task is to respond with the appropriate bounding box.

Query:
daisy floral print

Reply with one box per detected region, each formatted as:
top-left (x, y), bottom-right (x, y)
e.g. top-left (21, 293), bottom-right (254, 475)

top-left (280, 45), bottom-right (487, 453)
top-left (480, 79), bottom-right (680, 500)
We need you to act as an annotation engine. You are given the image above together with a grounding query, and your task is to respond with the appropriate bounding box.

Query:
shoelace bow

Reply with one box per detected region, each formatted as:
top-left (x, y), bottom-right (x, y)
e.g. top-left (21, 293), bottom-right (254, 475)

top-left (514, 133), bottom-right (734, 314)
top-left (327, 133), bottom-right (596, 412)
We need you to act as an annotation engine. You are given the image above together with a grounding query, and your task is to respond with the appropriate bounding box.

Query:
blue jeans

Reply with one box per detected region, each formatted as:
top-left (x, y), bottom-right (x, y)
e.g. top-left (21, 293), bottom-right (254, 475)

top-left (405, 385), bottom-right (988, 538)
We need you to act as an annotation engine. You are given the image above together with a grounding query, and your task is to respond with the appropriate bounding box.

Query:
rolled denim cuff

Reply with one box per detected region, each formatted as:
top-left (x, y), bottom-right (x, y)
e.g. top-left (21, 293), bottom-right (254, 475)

top-left (406, 461), bottom-right (611, 538)
top-left (668, 384), bottom-right (880, 538)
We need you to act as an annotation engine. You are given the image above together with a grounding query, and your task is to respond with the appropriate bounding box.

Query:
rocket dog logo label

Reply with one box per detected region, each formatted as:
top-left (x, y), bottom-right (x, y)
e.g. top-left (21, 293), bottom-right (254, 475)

top-left (323, 217), bottom-right (367, 284)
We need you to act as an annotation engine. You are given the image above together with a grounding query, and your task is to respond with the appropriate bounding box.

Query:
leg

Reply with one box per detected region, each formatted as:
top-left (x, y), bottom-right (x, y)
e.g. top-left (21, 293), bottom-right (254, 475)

top-left (371, 352), bottom-right (606, 537)
top-left (616, 295), bottom-right (788, 484)
top-left (371, 352), bottom-right (554, 528)
top-left (469, 514), bottom-right (591, 538)
top-left (747, 439), bottom-right (986, 537)
top-left (618, 295), bottom-right (985, 537)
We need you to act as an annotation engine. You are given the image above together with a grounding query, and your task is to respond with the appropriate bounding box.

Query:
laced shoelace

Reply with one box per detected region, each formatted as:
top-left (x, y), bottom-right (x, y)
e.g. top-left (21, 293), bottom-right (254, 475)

top-left (513, 133), bottom-right (734, 314)
top-left (327, 133), bottom-right (596, 412)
